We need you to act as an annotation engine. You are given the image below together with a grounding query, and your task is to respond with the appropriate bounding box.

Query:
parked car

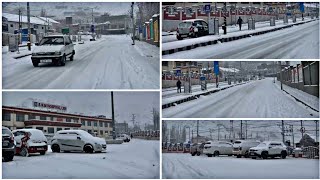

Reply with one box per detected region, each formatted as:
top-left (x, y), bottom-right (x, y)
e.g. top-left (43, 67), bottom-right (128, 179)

top-left (249, 141), bottom-right (288, 159)
top-left (190, 142), bottom-right (205, 156)
top-left (2, 126), bottom-right (15, 161)
top-left (176, 19), bottom-right (209, 40)
top-left (12, 129), bottom-right (48, 156)
top-left (31, 35), bottom-right (75, 67)
top-left (51, 130), bottom-right (107, 153)
top-left (203, 141), bottom-right (233, 157)
top-left (117, 134), bottom-right (130, 142)
top-left (233, 140), bottom-right (260, 158)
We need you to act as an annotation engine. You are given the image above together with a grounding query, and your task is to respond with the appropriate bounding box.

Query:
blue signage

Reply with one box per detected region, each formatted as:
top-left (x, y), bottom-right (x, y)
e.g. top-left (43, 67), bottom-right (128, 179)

top-left (299, 2), bottom-right (304, 13)
top-left (175, 69), bottom-right (181, 76)
top-left (91, 25), bottom-right (95, 33)
top-left (200, 76), bottom-right (206, 81)
top-left (214, 61), bottom-right (219, 75)
top-left (204, 5), bottom-right (211, 13)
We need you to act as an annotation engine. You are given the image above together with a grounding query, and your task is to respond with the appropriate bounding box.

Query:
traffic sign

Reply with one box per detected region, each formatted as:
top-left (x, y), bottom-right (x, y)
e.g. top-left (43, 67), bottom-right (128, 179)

top-left (299, 2), bottom-right (305, 13)
top-left (214, 61), bottom-right (219, 75)
top-left (200, 76), bottom-right (206, 81)
top-left (204, 4), bottom-right (211, 13)
top-left (175, 69), bottom-right (181, 76)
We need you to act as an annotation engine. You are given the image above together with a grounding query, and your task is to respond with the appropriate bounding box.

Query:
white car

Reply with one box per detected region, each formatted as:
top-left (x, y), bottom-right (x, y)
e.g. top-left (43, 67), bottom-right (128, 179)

top-left (203, 141), bottom-right (233, 157)
top-left (233, 140), bottom-right (260, 158)
top-left (31, 35), bottom-right (75, 67)
top-left (51, 130), bottom-right (106, 153)
top-left (249, 141), bottom-right (287, 159)
top-left (12, 129), bottom-right (48, 156)
top-left (116, 134), bottom-right (130, 142)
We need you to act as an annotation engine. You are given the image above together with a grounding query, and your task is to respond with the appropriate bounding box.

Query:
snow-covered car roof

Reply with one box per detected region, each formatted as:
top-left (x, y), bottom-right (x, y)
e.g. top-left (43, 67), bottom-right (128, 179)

top-left (181, 19), bottom-right (205, 22)
top-left (56, 129), bottom-right (85, 134)
top-left (261, 141), bottom-right (285, 145)
top-left (12, 129), bottom-right (47, 140)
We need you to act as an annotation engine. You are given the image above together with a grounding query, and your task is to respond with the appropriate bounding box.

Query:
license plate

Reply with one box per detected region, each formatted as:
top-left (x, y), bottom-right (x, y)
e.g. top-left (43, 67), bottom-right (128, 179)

top-left (181, 35), bottom-right (187, 37)
top-left (250, 152), bottom-right (254, 155)
top-left (40, 60), bottom-right (52, 63)
top-left (2, 142), bottom-right (8, 146)
top-left (37, 148), bottom-right (45, 150)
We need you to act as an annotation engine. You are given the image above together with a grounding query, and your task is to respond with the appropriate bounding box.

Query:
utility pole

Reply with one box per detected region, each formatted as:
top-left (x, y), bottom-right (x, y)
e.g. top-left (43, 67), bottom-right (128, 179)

top-left (301, 120), bottom-right (304, 138)
top-left (131, 2), bottom-right (135, 45)
top-left (196, 120), bottom-right (199, 143)
top-left (240, 120), bottom-right (243, 139)
top-left (273, 61), bottom-right (276, 83)
top-left (218, 125), bottom-right (220, 141)
top-left (290, 124), bottom-right (295, 148)
top-left (281, 120), bottom-right (285, 143)
top-left (189, 61), bottom-right (192, 93)
top-left (191, 130), bottom-right (194, 143)
top-left (131, 113), bottom-right (136, 126)
top-left (27, 2), bottom-right (31, 51)
top-left (18, 8), bottom-right (21, 46)
top-left (279, 61), bottom-right (283, 90)
top-left (315, 120), bottom-right (319, 143)
top-left (111, 92), bottom-right (116, 140)
top-left (245, 120), bottom-right (248, 139)
top-left (223, 2), bottom-right (227, 34)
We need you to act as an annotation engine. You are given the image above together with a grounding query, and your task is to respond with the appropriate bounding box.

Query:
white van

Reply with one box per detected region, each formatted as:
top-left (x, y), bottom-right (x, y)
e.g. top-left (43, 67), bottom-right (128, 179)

top-left (203, 141), bottom-right (233, 157)
top-left (51, 130), bottom-right (106, 153)
top-left (232, 140), bottom-right (260, 158)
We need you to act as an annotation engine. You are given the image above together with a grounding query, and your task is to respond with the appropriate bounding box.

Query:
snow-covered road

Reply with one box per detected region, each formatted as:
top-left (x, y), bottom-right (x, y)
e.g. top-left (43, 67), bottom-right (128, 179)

top-left (162, 153), bottom-right (319, 179)
top-left (2, 35), bottom-right (159, 89)
top-left (2, 139), bottom-right (160, 179)
top-left (163, 78), bottom-right (319, 118)
top-left (163, 20), bottom-right (319, 59)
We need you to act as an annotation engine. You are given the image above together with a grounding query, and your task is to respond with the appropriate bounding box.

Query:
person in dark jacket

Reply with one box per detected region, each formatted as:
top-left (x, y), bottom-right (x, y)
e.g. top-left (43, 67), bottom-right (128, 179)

top-left (237, 17), bottom-right (243, 31)
top-left (176, 80), bottom-right (182, 93)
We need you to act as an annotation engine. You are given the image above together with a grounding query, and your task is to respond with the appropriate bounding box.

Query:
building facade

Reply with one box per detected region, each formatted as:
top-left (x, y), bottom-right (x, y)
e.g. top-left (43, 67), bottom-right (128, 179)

top-left (2, 106), bottom-right (113, 138)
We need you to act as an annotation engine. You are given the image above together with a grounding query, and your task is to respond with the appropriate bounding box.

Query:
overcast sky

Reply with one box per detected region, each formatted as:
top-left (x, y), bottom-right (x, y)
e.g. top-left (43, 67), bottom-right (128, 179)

top-left (3, 91), bottom-right (159, 126)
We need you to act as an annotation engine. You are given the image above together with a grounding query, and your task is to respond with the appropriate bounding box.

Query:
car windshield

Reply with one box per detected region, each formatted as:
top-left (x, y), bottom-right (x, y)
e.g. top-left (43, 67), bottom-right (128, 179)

top-left (2, 128), bottom-right (11, 135)
top-left (257, 143), bottom-right (267, 147)
top-left (39, 37), bottom-right (64, 46)
top-left (179, 22), bottom-right (192, 28)
top-left (234, 141), bottom-right (242, 144)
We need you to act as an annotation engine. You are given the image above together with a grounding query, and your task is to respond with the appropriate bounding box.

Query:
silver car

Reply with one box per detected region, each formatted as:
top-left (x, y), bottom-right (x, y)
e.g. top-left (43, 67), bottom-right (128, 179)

top-left (51, 130), bottom-right (106, 153)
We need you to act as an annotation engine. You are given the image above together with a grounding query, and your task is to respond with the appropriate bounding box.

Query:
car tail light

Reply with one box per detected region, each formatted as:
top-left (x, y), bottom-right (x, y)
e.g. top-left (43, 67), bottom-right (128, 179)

top-left (9, 136), bottom-right (14, 143)
top-left (190, 27), bottom-right (194, 32)
top-left (176, 28), bottom-right (179, 33)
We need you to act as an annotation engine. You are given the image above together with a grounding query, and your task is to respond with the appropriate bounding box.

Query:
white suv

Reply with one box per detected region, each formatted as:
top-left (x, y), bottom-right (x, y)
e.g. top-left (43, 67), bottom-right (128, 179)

top-left (249, 141), bottom-right (287, 159)
top-left (233, 140), bottom-right (260, 158)
top-left (203, 141), bottom-right (233, 157)
top-left (117, 134), bottom-right (130, 142)
top-left (51, 130), bottom-right (106, 153)
top-left (31, 35), bottom-right (75, 67)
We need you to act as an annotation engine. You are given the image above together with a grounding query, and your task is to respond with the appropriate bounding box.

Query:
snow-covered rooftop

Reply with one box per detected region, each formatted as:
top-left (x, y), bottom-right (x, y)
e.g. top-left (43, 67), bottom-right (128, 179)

top-left (2, 13), bottom-right (56, 25)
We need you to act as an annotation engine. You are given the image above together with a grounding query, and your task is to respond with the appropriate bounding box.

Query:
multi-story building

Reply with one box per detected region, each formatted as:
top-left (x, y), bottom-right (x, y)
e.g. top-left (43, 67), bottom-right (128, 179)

top-left (2, 106), bottom-right (113, 138)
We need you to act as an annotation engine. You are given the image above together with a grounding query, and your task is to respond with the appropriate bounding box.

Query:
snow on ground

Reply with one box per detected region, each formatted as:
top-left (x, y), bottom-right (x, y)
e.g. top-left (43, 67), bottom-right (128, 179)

top-left (162, 18), bottom-right (307, 43)
top-left (162, 153), bottom-right (319, 179)
top-left (274, 80), bottom-right (319, 111)
top-left (2, 139), bottom-right (160, 179)
top-left (162, 78), bottom-right (319, 118)
top-left (2, 35), bottom-right (159, 89)
top-left (163, 19), bottom-right (319, 59)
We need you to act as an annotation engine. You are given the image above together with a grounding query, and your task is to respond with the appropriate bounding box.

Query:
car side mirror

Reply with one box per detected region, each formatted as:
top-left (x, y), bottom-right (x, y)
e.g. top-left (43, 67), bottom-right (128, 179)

top-left (77, 137), bottom-right (81, 140)
top-left (35, 42), bottom-right (39, 46)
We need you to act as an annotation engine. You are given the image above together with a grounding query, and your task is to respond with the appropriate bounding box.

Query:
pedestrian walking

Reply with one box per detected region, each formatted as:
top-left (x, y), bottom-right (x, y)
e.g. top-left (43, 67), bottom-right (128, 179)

top-left (176, 80), bottom-right (182, 93)
top-left (237, 17), bottom-right (243, 31)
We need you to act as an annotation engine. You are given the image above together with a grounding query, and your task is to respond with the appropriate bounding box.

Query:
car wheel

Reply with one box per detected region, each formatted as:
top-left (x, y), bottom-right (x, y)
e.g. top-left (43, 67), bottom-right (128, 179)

top-left (70, 50), bottom-right (75, 61)
top-left (237, 155), bottom-right (241, 158)
top-left (197, 152), bottom-right (201, 156)
top-left (261, 152), bottom-right (268, 159)
top-left (252, 157), bottom-right (256, 159)
top-left (32, 61), bottom-right (39, 67)
top-left (214, 151), bottom-right (219, 157)
top-left (51, 144), bottom-right (60, 153)
top-left (281, 151), bottom-right (287, 159)
top-left (177, 35), bottom-right (183, 40)
top-left (207, 154), bottom-right (212, 157)
top-left (40, 151), bottom-right (46, 155)
top-left (3, 152), bottom-right (14, 162)
top-left (191, 152), bottom-right (195, 156)
top-left (244, 151), bottom-right (249, 158)
top-left (20, 147), bottom-right (29, 157)
top-left (84, 145), bottom-right (93, 153)
top-left (193, 32), bottom-right (198, 38)
top-left (59, 55), bottom-right (66, 66)
top-left (228, 154), bottom-right (232, 156)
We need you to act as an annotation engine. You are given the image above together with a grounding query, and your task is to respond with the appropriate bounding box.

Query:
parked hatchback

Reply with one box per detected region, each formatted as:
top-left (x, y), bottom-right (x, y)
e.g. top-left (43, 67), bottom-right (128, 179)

top-left (51, 130), bottom-right (107, 153)
top-left (176, 19), bottom-right (209, 40)
top-left (2, 126), bottom-right (15, 161)
top-left (12, 129), bottom-right (48, 156)
top-left (233, 140), bottom-right (260, 158)
top-left (203, 141), bottom-right (233, 157)
top-left (117, 134), bottom-right (130, 142)
top-left (31, 35), bottom-right (75, 67)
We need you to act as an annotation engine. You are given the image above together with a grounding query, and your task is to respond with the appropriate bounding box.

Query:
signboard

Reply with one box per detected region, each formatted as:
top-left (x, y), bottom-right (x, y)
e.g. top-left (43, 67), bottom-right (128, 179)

top-left (299, 2), bottom-right (304, 13)
top-left (62, 28), bottom-right (70, 34)
top-left (200, 76), bottom-right (206, 81)
top-left (214, 61), bottom-right (219, 75)
top-left (175, 69), bottom-right (181, 76)
top-left (9, 34), bottom-right (19, 52)
top-left (204, 4), bottom-right (211, 13)
top-left (300, 127), bottom-right (305, 133)
top-left (33, 101), bottom-right (67, 112)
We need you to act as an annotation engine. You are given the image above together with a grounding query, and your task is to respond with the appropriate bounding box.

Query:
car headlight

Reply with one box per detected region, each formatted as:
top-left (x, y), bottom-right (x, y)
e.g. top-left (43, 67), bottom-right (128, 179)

top-left (54, 51), bottom-right (61, 55)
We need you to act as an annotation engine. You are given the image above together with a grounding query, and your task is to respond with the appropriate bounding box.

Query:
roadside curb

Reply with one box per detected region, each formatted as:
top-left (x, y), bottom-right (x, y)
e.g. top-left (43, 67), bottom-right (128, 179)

top-left (162, 81), bottom-right (248, 109)
top-left (162, 33), bottom-right (175, 37)
top-left (162, 19), bottom-right (318, 56)
top-left (282, 89), bottom-right (319, 113)
top-left (13, 53), bottom-right (32, 59)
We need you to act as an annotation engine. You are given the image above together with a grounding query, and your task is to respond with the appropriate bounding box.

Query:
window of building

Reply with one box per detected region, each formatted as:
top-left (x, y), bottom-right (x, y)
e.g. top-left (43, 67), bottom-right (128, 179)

top-left (82, 120), bottom-right (86, 126)
top-left (3, 112), bottom-right (11, 121)
top-left (57, 127), bottom-right (62, 131)
top-left (73, 119), bottom-right (79, 123)
top-left (87, 121), bottom-right (91, 126)
top-left (40, 116), bottom-right (46, 120)
top-left (100, 130), bottom-right (103, 135)
top-left (48, 127), bottom-right (54, 134)
top-left (16, 113), bottom-right (25, 122)
top-left (42, 27), bottom-right (44, 29)
top-left (66, 118), bottom-right (72, 122)
top-left (29, 114), bottom-right (36, 120)
top-left (94, 121), bottom-right (98, 127)
top-left (99, 121), bottom-right (103, 127)
top-left (65, 128), bottom-right (70, 130)
top-left (105, 131), bottom-right (108, 134)
top-left (104, 122), bottom-right (108, 127)
top-left (36, 127), bottom-right (44, 131)
top-left (49, 116), bottom-right (54, 121)
top-left (88, 130), bottom-right (92, 133)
